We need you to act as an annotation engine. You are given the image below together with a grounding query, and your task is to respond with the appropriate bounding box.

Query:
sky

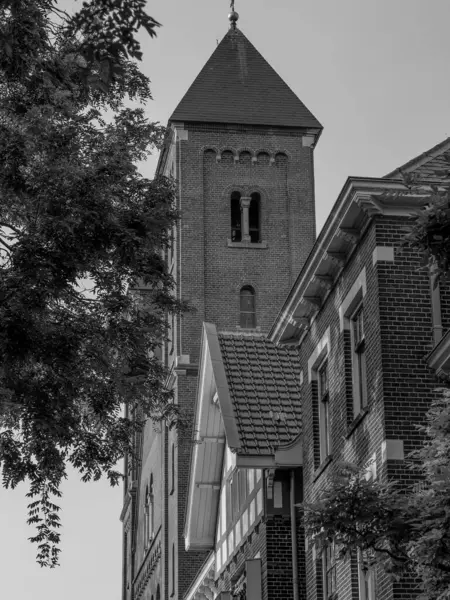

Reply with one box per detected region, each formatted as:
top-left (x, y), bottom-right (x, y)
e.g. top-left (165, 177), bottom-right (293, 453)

top-left (1, 1), bottom-right (450, 599)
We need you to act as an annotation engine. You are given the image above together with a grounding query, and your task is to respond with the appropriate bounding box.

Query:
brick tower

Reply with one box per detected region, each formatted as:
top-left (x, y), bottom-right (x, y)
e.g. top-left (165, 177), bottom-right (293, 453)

top-left (120, 12), bottom-right (322, 600)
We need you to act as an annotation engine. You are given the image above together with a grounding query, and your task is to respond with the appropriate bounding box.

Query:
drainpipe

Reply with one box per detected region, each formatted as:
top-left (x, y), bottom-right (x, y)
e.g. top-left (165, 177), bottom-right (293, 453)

top-left (430, 273), bottom-right (443, 346)
top-left (290, 470), bottom-right (299, 600)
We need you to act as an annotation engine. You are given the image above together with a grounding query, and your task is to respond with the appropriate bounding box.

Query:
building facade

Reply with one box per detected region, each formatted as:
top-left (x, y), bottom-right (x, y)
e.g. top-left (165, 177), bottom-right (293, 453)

top-left (182, 141), bottom-right (450, 600)
top-left (121, 9), bottom-right (450, 600)
top-left (121, 12), bottom-right (321, 600)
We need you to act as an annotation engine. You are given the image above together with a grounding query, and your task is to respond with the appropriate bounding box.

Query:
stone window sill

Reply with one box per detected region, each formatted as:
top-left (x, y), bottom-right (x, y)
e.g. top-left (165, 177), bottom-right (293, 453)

top-left (227, 239), bottom-right (268, 249)
top-left (313, 454), bottom-right (333, 482)
top-left (346, 408), bottom-right (369, 439)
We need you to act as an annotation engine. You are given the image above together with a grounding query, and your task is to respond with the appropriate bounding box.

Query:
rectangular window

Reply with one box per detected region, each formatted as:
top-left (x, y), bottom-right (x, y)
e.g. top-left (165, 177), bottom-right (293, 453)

top-left (323, 543), bottom-right (337, 600)
top-left (318, 359), bottom-right (331, 462)
top-left (358, 551), bottom-right (375, 600)
top-left (351, 305), bottom-right (367, 415)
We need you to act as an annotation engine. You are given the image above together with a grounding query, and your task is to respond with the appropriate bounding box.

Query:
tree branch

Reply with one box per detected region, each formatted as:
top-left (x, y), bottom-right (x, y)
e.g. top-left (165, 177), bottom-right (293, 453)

top-left (0, 237), bottom-right (12, 252)
top-left (0, 222), bottom-right (21, 236)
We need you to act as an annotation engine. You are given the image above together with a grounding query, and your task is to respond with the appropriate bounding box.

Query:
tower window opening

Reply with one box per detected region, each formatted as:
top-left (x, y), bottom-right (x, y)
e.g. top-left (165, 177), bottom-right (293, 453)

top-left (231, 191), bottom-right (242, 242)
top-left (249, 192), bottom-right (261, 243)
top-left (240, 286), bottom-right (256, 329)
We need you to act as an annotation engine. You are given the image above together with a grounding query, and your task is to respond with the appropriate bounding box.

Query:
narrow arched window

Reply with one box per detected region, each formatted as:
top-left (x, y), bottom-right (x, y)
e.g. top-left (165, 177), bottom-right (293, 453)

top-left (156, 585), bottom-right (161, 600)
top-left (231, 191), bottom-right (242, 242)
top-left (249, 192), bottom-right (261, 243)
top-left (240, 286), bottom-right (256, 329)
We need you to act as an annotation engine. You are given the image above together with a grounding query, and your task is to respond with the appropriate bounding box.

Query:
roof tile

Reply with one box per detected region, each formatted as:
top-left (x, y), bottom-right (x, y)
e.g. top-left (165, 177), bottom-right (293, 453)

top-left (218, 333), bottom-right (302, 455)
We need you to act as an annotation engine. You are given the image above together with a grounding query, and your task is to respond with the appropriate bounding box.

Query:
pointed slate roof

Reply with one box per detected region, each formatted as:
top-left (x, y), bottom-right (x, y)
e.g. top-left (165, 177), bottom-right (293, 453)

top-left (170, 28), bottom-right (322, 129)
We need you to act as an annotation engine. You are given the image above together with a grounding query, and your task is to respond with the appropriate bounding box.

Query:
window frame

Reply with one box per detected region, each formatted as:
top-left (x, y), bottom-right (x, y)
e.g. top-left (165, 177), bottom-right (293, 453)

top-left (231, 191), bottom-right (242, 242)
top-left (350, 302), bottom-right (367, 416)
top-left (171, 543), bottom-right (176, 597)
top-left (170, 442), bottom-right (175, 495)
top-left (249, 192), bottom-right (261, 243)
top-left (240, 286), bottom-right (256, 329)
top-left (357, 550), bottom-right (376, 600)
top-left (318, 358), bottom-right (331, 462)
top-left (322, 542), bottom-right (337, 600)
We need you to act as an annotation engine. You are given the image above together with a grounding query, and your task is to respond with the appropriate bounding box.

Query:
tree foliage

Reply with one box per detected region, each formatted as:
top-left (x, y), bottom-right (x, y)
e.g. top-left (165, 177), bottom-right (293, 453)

top-left (403, 150), bottom-right (450, 282)
top-left (302, 389), bottom-right (450, 600)
top-left (0, 0), bottom-right (180, 567)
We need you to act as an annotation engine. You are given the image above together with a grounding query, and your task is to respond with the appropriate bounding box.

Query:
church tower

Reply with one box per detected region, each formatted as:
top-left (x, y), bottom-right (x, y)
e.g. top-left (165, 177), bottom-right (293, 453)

top-left (121, 10), bottom-right (322, 600)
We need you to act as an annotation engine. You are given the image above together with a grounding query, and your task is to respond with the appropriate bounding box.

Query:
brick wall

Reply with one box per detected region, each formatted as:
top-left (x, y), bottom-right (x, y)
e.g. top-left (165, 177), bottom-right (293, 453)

top-left (177, 125), bottom-right (316, 358)
top-left (124, 122), bottom-right (318, 600)
top-left (295, 212), bottom-right (450, 600)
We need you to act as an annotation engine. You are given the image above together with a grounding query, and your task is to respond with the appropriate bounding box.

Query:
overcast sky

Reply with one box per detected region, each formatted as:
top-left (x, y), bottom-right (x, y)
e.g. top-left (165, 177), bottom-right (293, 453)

top-left (1, 1), bottom-right (450, 599)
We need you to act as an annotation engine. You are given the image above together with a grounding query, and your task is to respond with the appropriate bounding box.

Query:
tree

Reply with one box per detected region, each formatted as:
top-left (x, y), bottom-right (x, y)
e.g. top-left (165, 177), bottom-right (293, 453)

top-left (403, 150), bottom-right (450, 283)
top-left (0, 0), bottom-right (181, 567)
top-left (302, 388), bottom-right (450, 600)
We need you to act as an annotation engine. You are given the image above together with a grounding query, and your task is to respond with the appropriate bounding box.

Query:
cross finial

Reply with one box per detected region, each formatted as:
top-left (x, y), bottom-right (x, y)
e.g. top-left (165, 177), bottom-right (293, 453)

top-left (228, 0), bottom-right (239, 29)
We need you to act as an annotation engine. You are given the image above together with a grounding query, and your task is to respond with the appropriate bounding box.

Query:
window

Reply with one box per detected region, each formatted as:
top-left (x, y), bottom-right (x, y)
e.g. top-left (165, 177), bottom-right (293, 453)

top-left (144, 485), bottom-right (149, 549)
top-left (351, 304), bottom-right (367, 414)
top-left (358, 551), bottom-right (375, 600)
top-left (240, 286), bottom-right (256, 328)
top-left (323, 543), bottom-right (337, 600)
top-left (170, 443), bottom-right (175, 494)
top-left (249, 192), bottom-right (261, 243)
top-left (230, 191), bottom-right (262, 244)
top-left (144, 476), bottom-right (154, 549)
top-left (318, 359), bottom-right (331, 462)
top-left (171, 544), bottom-right (176, 596)
top-left (231, 191), bottom-right (242, 242)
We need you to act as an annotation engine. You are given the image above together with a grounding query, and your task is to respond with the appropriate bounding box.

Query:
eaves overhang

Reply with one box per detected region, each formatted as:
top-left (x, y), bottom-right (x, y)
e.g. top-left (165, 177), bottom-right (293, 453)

top-left (269, 176), bottom-right (436, 345)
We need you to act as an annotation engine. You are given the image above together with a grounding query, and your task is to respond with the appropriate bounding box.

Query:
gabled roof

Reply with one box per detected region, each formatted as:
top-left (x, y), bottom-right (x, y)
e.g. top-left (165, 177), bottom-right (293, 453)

top-left (218, 332), bottom-right (302, 455)
top-left (384, 137), bottom-right (450, 181)
top-left (185, 324), bottom-right (302, 551)
top-left (170, 27), bottom-right (322, 130)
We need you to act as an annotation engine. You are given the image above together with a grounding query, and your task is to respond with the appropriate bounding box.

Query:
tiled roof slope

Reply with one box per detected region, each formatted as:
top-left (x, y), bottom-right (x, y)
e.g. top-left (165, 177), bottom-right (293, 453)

top-left (218, 333), bottom-right (302, 454)
top-left (384, 137), bottom-right (450, 180)
top-left (170, 28), bottom-right (322, 130)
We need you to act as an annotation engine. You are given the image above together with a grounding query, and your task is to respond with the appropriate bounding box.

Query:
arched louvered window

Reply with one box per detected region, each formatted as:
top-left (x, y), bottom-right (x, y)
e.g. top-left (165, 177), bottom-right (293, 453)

top-left (231, 191), bottom-right (242, 242)
top-left (249, 192), bottom-right (261, 243)
top-left (240, 286), bottom-right (256, 329)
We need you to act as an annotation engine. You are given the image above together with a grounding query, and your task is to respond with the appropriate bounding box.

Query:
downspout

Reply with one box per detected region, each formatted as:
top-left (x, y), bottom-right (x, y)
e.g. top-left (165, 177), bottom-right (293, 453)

top-left (290, 470), bottom-right (299, 600)
top-left (430, 273), bottom-right (443, 346)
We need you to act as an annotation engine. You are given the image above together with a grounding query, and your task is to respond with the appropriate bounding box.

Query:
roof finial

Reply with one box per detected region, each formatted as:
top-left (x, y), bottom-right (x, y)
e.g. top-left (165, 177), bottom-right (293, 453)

top-left (228, 0), bottom-right (239, 29)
